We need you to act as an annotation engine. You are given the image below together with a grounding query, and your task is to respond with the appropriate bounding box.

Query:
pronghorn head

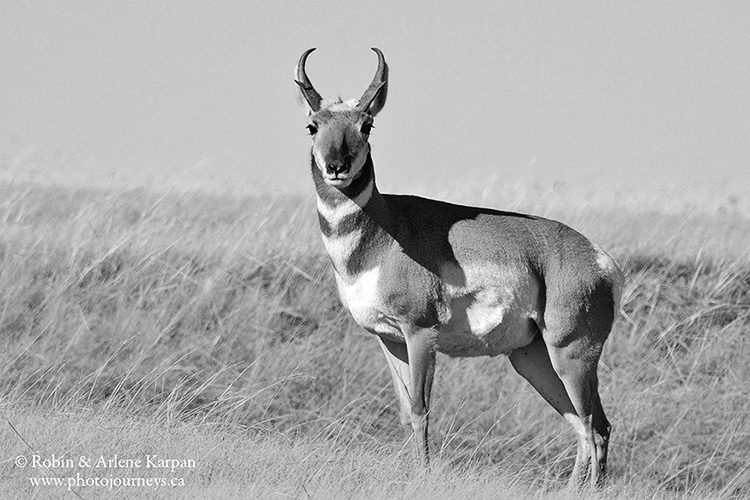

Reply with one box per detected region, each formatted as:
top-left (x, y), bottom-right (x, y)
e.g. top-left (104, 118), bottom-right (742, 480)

top-left (295, 48), bottom-right (388, 189)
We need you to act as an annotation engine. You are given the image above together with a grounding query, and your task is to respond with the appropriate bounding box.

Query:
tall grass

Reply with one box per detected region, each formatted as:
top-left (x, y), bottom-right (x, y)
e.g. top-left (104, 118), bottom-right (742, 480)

top-left (0, 181), bottom-right (748, 498)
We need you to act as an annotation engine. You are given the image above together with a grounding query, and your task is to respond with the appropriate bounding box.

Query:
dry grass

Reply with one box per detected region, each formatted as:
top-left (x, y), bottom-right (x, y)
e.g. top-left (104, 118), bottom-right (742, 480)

top-left (0, 181), bottom-right (748, 498)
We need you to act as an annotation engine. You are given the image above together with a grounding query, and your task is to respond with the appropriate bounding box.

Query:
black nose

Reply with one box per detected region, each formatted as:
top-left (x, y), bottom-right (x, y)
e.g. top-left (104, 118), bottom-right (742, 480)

top-left (326, 161), bottom-right (350, 176)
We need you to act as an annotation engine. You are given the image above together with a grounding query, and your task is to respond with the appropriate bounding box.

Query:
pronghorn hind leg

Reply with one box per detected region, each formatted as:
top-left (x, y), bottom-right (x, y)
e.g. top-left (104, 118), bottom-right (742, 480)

top-left (591, 383), bottom-right (611, 486)
top-left (403, 328), bottom-right (437, 466)
top-left (545, 339), bottom-right (605, 489)
top-left (377, 337), bottom-right (413, 436)
top-left (508, 333), bottom-right (590, 484)
top-left (509, 332), bottom-right (577, 415)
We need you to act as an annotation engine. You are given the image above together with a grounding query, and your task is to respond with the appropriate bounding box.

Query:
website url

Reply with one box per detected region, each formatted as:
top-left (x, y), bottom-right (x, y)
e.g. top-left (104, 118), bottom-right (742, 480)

top-left (28, 473), bottom-right (186, 491)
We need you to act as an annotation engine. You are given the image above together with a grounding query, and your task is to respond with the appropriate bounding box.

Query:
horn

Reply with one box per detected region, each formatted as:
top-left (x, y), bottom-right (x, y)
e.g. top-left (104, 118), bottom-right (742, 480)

top-left (357, 48), bottom-right (388, 112)
top-left (295, 48), bottom-right (323, 112)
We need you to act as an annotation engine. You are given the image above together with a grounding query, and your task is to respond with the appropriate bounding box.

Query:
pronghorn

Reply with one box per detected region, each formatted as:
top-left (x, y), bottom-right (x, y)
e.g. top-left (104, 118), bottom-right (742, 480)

top-left (295, 47), bottom-right (624, 488)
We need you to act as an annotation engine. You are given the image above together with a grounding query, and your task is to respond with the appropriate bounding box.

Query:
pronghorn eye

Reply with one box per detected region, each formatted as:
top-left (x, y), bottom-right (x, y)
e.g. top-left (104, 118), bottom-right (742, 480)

top-left (306, 124), bottom-right (318, 135)
top-left (360, 122), bottom-right (373, 135)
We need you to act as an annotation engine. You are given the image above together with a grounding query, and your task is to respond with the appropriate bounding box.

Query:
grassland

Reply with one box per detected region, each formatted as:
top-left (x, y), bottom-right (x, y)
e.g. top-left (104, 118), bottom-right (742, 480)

top-left (0, 180), bottom-right (748, 499)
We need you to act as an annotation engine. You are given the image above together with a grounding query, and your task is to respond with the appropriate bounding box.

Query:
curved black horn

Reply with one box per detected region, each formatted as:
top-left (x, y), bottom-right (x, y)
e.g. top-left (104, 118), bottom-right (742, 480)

top-left (357, 48), bottom-right (388, 112)
top-left (295, 48), bottom-right (323, 112)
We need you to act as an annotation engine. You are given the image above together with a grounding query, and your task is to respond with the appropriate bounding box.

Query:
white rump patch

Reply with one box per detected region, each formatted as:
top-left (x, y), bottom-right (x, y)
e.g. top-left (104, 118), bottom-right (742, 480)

top-left (593, 244), bottom-right (624, 316)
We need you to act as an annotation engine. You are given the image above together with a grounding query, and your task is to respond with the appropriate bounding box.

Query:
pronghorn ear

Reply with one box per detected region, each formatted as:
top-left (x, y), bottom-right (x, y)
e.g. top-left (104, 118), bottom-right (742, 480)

top-left (367, 80), bottom-right (388, 117)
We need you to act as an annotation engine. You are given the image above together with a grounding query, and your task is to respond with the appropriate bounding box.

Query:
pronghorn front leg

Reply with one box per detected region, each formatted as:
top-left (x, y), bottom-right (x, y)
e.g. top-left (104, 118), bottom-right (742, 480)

top-left (377, 337), bottom-right (412, 435)
top-left (403, 327), bottom-right (437, 466)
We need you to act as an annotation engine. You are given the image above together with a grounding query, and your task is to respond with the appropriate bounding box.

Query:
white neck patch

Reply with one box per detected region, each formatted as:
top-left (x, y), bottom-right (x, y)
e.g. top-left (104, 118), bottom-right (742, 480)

top-left (316, 178), bottom-right (373, 225)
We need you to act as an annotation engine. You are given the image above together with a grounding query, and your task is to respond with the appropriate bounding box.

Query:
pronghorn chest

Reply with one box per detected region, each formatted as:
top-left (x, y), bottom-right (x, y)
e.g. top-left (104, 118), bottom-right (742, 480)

top-left (317, 186), bottom-right (409, 338)
top-left (333, 267), bottom-right (405, 340)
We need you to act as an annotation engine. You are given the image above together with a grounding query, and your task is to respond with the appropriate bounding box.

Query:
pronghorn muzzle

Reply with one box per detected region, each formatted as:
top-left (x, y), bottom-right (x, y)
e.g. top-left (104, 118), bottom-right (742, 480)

top-left (326, 160), bottom-right (350, 177)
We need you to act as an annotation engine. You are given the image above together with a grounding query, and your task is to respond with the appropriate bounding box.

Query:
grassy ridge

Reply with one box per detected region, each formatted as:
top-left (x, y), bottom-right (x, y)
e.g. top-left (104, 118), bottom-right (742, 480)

top-left (0, 182), bottom-right (749, 498)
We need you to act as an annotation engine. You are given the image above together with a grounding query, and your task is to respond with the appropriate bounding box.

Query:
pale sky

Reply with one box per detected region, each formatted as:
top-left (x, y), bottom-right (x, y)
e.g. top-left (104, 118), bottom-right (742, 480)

top-left (1, 1), bottom-right (749, 198)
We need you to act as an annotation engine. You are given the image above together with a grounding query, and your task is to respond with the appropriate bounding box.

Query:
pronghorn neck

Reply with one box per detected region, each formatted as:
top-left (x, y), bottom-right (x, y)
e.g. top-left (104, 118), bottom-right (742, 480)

top-left (312, 152), bottom-right (394, 280)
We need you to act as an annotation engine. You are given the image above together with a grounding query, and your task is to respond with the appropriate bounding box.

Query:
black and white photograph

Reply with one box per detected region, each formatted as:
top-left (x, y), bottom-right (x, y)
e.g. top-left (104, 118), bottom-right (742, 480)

top-left (1, 2), bottom-right (749, 498)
